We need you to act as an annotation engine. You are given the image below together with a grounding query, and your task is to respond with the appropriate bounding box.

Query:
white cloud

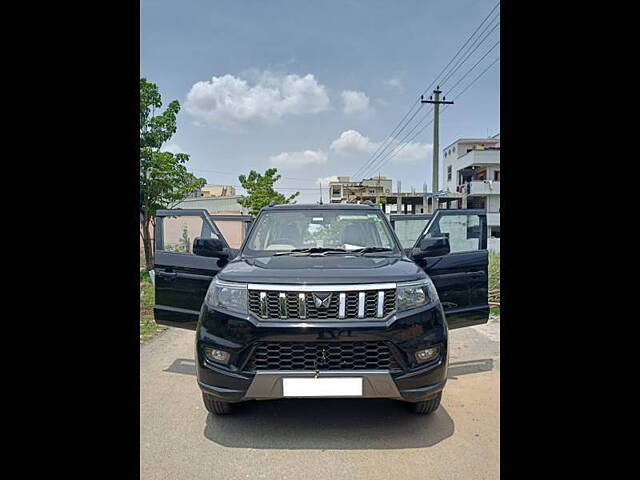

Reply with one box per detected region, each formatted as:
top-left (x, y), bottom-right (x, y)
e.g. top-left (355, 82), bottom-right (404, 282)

top-left (383, 76), bottom-right (403, 90)
top-left (317, 175), bottom-right (340, 185)
top-left (390, 141), bottom-right (433, 163)
top-left (340, 90), bottom-right (370, 115)
top-left (269, 149), bottom-right (328, 168)
top-left (329, 129), bottom-right (431, 164)
top-left (330, 130), bottom-right (380, 154)
top-left (185, 72), bottom-right (330, 128)
top-left (162, 142), bottom-right (184, 154)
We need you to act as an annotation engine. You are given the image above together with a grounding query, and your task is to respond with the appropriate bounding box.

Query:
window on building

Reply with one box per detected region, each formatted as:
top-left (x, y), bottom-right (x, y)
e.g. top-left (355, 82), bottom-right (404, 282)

top-left (453, 146), bottom-right (456, 153)
top-left (494, 170), bottom-right (500, 181)
top-left (447, 165), bottom-right (452, 181)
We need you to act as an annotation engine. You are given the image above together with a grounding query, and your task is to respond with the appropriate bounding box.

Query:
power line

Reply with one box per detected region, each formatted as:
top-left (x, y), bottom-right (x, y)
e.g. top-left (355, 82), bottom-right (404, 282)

top-left (368, 57), bottom-right (500, 176)
top-left (360, 107), bottom-right (434, 179)
top-left (350, 1), bottom-right (500, 180)
top-left (190, 167), bottom-right (321, 182)
top-left (439, 13), bottom-right (500, 87)
top-left (352, 103), bottom-right (425, 178)
top-left (419, 1), bottom-right (500, 97)
top-left (444, 40), bottom-right (500, 96)
top-left (443, 56), bottom-right (500, 109)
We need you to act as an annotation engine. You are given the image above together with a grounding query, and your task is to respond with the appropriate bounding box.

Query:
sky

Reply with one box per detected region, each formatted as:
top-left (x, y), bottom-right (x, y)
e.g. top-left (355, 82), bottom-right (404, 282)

top-left (141, 0), bottom-right (500, 203)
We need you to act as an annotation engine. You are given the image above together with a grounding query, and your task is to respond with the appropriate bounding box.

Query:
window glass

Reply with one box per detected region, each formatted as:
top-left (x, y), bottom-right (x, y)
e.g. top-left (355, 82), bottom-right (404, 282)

top-left (426, 214), bottom-right (481, 252)
top-left (394, 217), bottom-right (430, 248)
top-left (161, 215), bottom-right (217, 254)
top-left (245, 210), bottom-right (397, 253)
top-left (212, 219), bottom-right (246, 249)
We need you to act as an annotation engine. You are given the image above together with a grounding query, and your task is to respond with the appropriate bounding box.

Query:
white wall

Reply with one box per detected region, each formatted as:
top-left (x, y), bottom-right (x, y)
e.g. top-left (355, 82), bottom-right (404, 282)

top-left (487, 195), bottom-right (500, 213)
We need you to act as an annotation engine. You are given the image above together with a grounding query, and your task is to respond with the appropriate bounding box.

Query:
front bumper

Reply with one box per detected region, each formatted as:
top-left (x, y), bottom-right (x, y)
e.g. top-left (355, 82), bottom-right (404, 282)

top-left (195, 301), bottom-right (448, 403)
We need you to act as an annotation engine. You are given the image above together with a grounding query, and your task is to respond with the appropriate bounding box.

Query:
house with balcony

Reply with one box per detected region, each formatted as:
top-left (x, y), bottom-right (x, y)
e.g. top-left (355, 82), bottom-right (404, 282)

top-left (443, 134), bottom-right (500, 243)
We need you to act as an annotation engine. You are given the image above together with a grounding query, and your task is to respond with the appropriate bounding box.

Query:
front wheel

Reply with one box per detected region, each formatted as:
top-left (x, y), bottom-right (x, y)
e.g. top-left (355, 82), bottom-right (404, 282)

top-left (409, 392), bottom-right (442, 414)
top-left (202, 393), bottom-right (233, 415)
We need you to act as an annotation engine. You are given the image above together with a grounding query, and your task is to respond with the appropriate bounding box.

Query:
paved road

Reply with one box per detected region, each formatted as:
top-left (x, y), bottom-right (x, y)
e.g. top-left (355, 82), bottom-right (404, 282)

top-left (140, 317), bottom-right (500, 480)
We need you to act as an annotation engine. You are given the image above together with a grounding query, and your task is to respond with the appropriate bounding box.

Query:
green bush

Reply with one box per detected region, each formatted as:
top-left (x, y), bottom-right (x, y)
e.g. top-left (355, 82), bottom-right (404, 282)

top-left (488, 252), bottom-right (500, 315)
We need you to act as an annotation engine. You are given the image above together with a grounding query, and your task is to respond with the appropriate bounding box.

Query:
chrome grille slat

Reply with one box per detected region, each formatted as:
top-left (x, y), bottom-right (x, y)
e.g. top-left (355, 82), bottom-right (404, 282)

top-left (248, 288), bottom-right (396, 320)
top-left (357, 292), bottom-right (365, 318)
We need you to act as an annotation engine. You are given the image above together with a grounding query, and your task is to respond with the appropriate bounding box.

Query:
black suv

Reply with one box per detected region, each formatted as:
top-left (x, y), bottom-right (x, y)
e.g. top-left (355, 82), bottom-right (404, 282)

top-left (153, 204), bottom-right (489, 415)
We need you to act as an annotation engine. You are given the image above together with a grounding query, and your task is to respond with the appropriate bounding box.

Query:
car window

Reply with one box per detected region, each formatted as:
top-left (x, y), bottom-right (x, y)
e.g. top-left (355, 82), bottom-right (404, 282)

top-left (245, 210), bottom-right (397, 253)
top-left (425, 214), bottom-right (481, 253)
top-left (394, 217), bottom-right (430, 248)
top-left (161, 215), bottom-right (218, 254)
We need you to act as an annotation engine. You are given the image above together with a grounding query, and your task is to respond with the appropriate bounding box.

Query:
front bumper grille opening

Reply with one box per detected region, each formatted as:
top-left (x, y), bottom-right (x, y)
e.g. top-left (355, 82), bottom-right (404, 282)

top-left (248, 288), bottom-right (396, 320)
top-left (246, 342), bottom-right (403, 372)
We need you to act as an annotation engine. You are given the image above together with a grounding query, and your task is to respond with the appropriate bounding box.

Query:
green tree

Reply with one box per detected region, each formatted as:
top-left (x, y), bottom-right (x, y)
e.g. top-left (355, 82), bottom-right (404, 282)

top-left (238, 168), bottom-right (299, 215)
top-left (140, 78), bottom-right (206, 270)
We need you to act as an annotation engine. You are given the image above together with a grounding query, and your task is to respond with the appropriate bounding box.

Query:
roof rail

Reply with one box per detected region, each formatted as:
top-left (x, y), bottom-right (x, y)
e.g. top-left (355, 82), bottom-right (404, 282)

top-left (268, 201), bottom-right (277, 207)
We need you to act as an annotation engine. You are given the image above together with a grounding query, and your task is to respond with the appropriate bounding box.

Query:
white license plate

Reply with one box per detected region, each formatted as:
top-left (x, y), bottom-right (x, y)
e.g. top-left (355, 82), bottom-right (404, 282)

top-left (282, 377), bottom-right (363, 397)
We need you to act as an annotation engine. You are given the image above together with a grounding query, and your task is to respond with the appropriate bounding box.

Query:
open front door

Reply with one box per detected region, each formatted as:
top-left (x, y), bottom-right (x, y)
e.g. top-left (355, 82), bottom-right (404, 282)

top-left (410, 209), bottom-right (489, 329)
top-left (153, 209), bottom-right (231, 330)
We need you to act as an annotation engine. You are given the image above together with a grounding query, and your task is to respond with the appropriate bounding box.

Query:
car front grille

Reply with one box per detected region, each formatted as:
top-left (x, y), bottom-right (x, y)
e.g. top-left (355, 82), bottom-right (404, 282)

top-left (248, 287), bottom-right (396, 320)
top-left (246, 342), bottom-right (402, 371)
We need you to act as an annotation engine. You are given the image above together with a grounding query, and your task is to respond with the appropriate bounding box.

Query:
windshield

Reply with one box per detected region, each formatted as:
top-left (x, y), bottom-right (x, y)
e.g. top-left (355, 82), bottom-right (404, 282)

top-left (243, 209), bottom-right (399, 256)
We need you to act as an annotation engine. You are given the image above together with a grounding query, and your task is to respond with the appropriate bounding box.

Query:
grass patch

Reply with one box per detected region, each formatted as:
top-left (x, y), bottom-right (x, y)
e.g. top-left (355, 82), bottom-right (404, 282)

top-left (140, 272), bottom-right (166, 343)
top-left (488, 251), bottom-right (500, 316)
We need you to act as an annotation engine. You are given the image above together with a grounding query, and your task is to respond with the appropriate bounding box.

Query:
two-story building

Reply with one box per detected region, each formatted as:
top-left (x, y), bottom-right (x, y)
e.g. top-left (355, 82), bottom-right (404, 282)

top-left (443, 134), bottom-right (500, 241)
top-left (329, 176), bottom-right (393, 203)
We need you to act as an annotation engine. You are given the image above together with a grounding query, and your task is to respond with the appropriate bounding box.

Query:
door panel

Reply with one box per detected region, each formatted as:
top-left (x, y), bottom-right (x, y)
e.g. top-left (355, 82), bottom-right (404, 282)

top-left (154, 209), bottom-right (230, 330)
top-left (410, 209), bottom-right (489, 330)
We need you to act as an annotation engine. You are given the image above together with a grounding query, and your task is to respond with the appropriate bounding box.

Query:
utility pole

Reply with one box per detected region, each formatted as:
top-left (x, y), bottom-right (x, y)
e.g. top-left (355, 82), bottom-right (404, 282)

top-left (421, 87), bottom-right (453, 208)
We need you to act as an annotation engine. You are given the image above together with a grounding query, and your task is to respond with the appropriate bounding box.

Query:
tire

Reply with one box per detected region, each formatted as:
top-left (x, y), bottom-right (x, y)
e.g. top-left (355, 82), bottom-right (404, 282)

top-left (202, 393), bottom-right (233, 415)
top-left (409, 392), bottom-right (442, 414)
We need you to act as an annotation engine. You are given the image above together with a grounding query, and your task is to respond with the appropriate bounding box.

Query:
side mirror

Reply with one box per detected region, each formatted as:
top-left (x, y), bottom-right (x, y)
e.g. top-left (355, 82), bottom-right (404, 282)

top-left (193, 237), bottom-right (229, 258)
top-left (412, 236), bottom-right (451, 258)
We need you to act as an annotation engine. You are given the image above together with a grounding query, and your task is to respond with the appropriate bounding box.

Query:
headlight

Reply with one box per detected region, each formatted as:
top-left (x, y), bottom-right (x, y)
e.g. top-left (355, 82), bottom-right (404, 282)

top-left (204, 277), bottom-right (247, 314)
top-left (396, 279), bottom-right (430, 311)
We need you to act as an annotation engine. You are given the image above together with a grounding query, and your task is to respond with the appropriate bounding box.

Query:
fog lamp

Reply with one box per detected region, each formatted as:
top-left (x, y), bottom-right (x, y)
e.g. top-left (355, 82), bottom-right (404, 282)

top-left (204, 347), bottom-right (231, 365)
top-left (415, 346), bottom-right (440, 363)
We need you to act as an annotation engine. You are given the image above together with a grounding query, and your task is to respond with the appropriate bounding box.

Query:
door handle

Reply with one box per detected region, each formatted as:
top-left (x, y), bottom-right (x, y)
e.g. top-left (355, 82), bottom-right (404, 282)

top-left (157, 271), bottom-right (178, 279)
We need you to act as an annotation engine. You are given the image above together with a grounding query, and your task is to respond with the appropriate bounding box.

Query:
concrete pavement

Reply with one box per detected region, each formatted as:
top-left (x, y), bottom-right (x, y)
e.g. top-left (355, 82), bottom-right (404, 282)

top-left (140, 317), bottom-right (500, 480)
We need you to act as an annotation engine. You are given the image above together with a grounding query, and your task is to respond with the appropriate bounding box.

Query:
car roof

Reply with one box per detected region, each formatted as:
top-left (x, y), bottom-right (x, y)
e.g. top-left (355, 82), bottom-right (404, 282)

top-left (265, 203), bottom-right (377, 211)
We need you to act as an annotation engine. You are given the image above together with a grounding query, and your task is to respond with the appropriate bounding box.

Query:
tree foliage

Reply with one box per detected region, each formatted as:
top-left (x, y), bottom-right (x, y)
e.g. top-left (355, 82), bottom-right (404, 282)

top-left (237, 168), bottom-right (299, 215)
top-left (140, 78), bottom-right (206, 269)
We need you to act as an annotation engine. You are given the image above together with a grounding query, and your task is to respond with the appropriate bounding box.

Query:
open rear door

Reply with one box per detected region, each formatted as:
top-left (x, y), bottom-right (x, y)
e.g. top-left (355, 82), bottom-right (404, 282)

top-left (153, 209), bottom-right (231, 330)
top-left (409, 209), bottom-right (489, 329)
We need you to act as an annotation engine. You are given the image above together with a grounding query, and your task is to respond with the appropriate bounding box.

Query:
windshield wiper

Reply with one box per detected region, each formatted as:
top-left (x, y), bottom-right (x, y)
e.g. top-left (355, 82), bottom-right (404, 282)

top-left (274, 247), bottom-right (348, 256)
top-left (351, 247), bottom-right (394, 256)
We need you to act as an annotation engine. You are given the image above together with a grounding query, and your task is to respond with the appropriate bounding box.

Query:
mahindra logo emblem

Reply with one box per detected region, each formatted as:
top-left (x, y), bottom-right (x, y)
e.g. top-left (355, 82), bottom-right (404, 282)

top-left (312, 293), bottom-right (332, 309)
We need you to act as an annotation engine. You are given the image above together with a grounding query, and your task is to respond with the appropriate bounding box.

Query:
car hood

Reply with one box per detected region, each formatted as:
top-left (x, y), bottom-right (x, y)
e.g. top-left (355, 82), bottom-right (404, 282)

top-left (218, 254), bottom-right (426, 285)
